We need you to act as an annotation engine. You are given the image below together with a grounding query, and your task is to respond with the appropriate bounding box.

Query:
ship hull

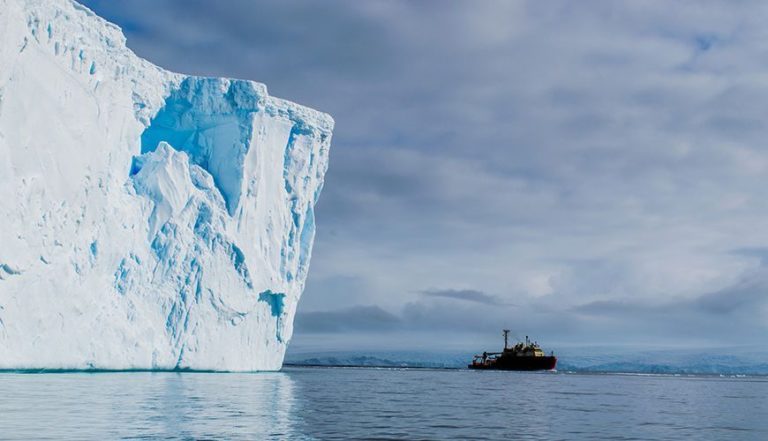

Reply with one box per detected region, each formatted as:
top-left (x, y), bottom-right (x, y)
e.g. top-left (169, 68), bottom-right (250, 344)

top-left (468, 356), bottom-right (557, 371)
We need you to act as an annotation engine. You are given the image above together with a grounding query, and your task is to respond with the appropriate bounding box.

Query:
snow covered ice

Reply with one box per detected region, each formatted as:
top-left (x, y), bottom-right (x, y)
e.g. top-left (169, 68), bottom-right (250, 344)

top-left (0, 0), bottom-right (333, 371)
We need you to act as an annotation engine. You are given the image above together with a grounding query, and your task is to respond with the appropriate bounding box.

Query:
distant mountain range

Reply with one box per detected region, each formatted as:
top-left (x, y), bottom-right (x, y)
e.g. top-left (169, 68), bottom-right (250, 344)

top-left (284, 348), bottom-right (768, 375)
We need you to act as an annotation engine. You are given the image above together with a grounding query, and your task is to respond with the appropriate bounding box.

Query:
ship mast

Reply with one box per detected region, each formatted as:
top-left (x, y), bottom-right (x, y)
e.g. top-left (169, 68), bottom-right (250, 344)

top-left (503, 329), bottom-right (510, 350)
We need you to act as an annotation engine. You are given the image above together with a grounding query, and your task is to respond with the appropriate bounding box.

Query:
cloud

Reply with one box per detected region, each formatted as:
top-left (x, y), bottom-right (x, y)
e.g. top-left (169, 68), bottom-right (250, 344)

top-left (566, 263), bottom-right (768, 346)
top-left (693, 272), bottom-right (768, 316)
top-left (294, 306), bottom-right (400, 333)
top-left (420, 289), bottom-right (506, 306)
top-left (295, 285), bottom-right (517, 336)
top-left (730, 247), bottom-right (768, 265)
top-left (573, 266), bottom-right (768, 319)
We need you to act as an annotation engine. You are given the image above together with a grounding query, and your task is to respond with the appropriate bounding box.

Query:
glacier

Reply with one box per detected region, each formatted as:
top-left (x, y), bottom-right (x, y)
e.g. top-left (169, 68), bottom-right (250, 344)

top-left (0, 0), bottom-right (333, 371)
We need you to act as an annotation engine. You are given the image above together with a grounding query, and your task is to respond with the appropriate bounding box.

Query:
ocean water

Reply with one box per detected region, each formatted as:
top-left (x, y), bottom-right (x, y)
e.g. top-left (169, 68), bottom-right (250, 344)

top-left (1, 367), bottom-right (766, 440)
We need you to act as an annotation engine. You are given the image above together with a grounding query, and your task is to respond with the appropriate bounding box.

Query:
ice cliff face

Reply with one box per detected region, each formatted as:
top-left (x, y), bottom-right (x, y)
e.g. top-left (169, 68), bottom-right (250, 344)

top-left (0, 0), bottom-right (332, 371)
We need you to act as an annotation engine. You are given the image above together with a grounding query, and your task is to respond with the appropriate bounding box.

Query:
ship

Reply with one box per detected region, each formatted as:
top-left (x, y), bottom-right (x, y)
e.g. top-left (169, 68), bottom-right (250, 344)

top-left (468, 330), bottom-right (557, 371)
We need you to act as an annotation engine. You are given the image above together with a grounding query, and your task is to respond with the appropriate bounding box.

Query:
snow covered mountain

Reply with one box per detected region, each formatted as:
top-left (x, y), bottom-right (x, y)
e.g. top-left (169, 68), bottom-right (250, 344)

top-left (0, 0), bottom-right (333, 371)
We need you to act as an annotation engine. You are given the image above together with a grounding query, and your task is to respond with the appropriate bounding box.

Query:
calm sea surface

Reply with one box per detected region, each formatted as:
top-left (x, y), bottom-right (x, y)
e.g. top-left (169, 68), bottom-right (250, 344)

top-left (1, 367), bottom-right (766, 440)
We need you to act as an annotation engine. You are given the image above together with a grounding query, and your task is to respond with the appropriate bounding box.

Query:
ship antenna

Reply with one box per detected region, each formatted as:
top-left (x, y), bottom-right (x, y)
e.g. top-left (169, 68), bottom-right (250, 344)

top-left (503, 329), bottom-right (510, 350)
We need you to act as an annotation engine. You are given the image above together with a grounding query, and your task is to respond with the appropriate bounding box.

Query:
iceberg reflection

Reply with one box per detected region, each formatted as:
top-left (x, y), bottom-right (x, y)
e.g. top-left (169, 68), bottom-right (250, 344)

top-left (0, 372), bottom-right (302, 440)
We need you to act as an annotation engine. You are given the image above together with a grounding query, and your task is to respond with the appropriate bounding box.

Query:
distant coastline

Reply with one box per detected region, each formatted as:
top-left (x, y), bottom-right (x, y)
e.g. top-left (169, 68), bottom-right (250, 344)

top-left (284, 350), bottom-right (768, 376)
top-left (283, 364), bottom-right (768, 378)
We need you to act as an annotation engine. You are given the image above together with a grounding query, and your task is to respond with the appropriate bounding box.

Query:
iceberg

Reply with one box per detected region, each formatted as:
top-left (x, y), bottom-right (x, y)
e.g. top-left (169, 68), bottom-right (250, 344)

top-left (0, 0), bottom-right (333, 371)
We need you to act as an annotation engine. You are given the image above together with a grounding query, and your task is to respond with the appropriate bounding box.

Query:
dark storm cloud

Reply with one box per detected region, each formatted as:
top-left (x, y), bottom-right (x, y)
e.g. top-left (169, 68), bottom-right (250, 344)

top-left (79, 0), bottom-right (768, 349)
top-left (295, 306), bottom-right (400, 333)
top-left (574, 268), bottom-right (768, 319)
top-left (568, 263), bottom-right (768, 344)
top-left (420, 289), bottom-right (505, 306)
top-left (295, 300), bottom-right (506, 334)
top-left (298, 267), bottom-right (768, 344)
top-left (693, 272), bottom-right (768, 316)
top-left (296, 287), bottom-right (575, 337)
top-left (730, 247), bottom-right (768, 265)
top-left (572, 300), bottom-right (650, 316)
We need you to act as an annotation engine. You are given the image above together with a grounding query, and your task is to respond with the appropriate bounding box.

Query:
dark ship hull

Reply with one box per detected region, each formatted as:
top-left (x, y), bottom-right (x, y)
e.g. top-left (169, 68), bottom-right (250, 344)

top-left (470, 331), bottom-right (557, 371)
top-left (468, 355), bottom-right (557, 371)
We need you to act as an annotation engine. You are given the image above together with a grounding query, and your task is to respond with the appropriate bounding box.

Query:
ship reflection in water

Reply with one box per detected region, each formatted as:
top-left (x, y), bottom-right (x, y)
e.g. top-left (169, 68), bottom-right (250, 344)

top-left (469, 330), bottom-right (557, 371)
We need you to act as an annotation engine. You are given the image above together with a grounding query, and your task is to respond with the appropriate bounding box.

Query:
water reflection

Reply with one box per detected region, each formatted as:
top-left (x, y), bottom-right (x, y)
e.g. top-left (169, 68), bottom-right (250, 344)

top-left (0, 372), bottom-right (301, 440)
top-left (1, 369), bottom-right (767, 440)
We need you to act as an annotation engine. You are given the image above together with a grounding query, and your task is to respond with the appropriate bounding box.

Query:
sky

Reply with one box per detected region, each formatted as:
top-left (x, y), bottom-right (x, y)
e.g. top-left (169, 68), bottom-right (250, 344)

top-left (79, 0), bottom-right (768, 352)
